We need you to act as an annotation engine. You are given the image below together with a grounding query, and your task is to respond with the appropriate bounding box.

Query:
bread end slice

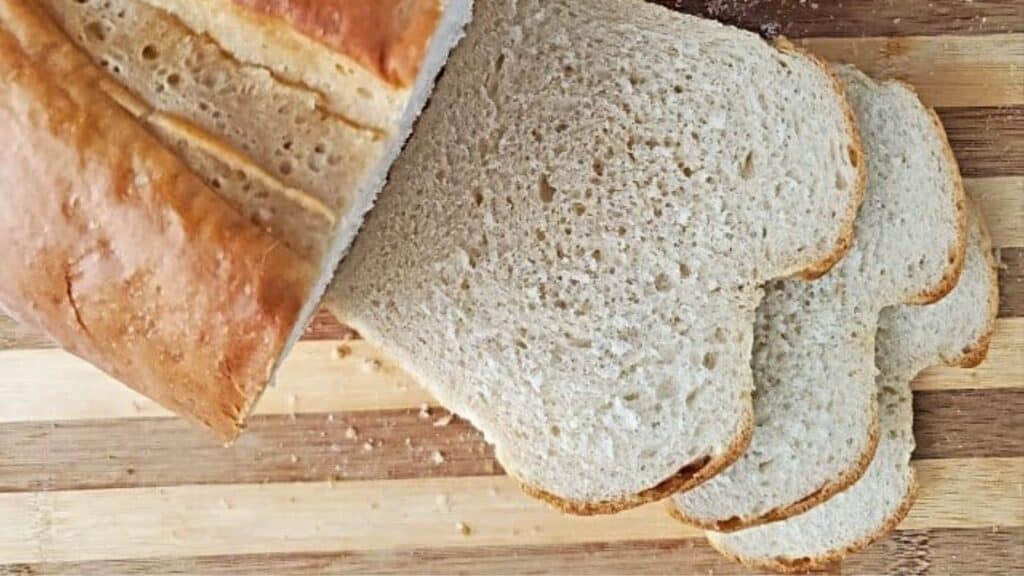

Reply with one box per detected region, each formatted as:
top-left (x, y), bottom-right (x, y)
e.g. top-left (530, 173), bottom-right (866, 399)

top-left (705, 203), bottom-right (997, 572)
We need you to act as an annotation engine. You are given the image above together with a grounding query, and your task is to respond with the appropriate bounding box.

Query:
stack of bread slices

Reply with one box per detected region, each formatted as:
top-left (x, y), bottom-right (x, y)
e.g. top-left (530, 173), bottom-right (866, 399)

top-left (0, 0), bottom-right (999, 571)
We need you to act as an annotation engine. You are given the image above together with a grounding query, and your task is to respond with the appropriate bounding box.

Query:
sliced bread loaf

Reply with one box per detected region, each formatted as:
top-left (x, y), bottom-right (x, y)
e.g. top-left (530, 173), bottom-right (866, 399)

top-left (671, 64), bottom-right (966, 531)
top-left (9, 0), bottom-right (470, 439)
top-left (327, 0), bottom-right (865, 513)
top-left (0, 0), bottom-right (314, 437)
top-left (707, 204), bottom-right (999, 572)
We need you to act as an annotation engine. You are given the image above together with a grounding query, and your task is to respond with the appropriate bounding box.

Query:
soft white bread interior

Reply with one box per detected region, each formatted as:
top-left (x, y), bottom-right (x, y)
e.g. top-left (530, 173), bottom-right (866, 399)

top-left (327, 0), bottom-right (865, 514)
top-left (671, 64), bottom-right (967, 531)
top-left (707, 204), bottom-right (998, 573)
top-left (18, 0), bottom-right (471, 438)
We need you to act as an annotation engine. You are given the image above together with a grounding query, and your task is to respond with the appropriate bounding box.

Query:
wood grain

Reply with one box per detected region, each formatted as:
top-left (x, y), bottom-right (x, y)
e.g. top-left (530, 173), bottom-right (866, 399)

top-left (0, 459), bottom-right (1018, 565)
top-left (11, 528), bottom-right (1020, 576)
top-left (1000, 248), bottom-right (1024, 319)
top-left (912, 389), bottom-right (1024, 459)
top-left (654, 1), bottom-right (1024, 38)
top-left (969, 177), bottom-right (1024, 247)
top-left (799, 36), bottom-right (1023, 108)
top-left (0, 389), bottom-right (1019, 493)
top-left (0, 410), bottom-right (498, 492)
top-left (0, 385), bottom-right (1007, 494)
top-left (939, 107), bottom-right (1024, 177)
top-left (1, 318), bottom-right (1019, 424)
top-left (0, 340), bottom-right (437, 423)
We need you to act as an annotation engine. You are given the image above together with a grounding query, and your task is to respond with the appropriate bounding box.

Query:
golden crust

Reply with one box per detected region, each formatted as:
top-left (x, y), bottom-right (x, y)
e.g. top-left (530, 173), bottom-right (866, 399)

top-left (0, 0), bottom-right (314, 440)
top-left (231, 0), bottom-right (443, 87)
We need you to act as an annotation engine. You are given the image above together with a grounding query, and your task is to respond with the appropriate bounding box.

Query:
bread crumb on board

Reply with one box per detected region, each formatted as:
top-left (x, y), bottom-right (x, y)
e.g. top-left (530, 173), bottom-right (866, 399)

top-left (418, 403), bottom-right (432, 419)
top-left (431, 450), bottom-right (446, 465)
top-left (455, 521), bottom-right (471, 536)
top-left (345, 426), bottom-right (359, 440)
top-left (433, 413), bottom-right (455, 427)
top-left (332, 343), bottom-right (351, 360)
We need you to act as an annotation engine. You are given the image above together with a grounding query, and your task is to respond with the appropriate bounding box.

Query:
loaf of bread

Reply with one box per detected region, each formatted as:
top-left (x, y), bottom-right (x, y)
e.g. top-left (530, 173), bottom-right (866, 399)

top-left (707, 204), bottom-right (998, 572)
top-left (671, 64), bottom-right (967, 531)
top-left (1, 0), bottom-right (470, 438)
top-left (0, 0), bottom-right (314, 438)
top-left (327, 0), bottom-right (865, 514)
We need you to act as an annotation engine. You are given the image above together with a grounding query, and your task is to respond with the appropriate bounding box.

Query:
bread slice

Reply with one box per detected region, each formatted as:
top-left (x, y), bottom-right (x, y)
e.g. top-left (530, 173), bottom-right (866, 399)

top-left (7, 0), bottom-right (471, 439)
top-left (0, 0), bottom-right (314, 437)
top-left (327, 0), bottom-right (865, 514)
top-left (706, 203), bottom-right (999, 573)
top-left (671, 65), bottom-right (967, 531)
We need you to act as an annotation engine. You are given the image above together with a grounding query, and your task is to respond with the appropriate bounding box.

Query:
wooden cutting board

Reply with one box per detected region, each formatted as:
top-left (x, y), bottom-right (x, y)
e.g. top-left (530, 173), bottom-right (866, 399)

top-left (1, 1), bottom-right (1021, 574)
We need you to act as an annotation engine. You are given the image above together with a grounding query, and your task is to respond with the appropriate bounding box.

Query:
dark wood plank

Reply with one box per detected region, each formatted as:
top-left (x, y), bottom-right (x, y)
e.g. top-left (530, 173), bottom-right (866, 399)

top-left (651, 1), bottom-right (1024, 38)
top-left (913, 388), bottom-right (1024, 460)
top-left (0, 409), bottom-right (499, 493)
top-left (7, 528), bottom-right (1020, 576)
top-left (1, 388), bottom-right (1019, 492)
top-left (938, 107), bottom-right (1024, 178)
top-left (1000, 248), bottom-right (1024, 319)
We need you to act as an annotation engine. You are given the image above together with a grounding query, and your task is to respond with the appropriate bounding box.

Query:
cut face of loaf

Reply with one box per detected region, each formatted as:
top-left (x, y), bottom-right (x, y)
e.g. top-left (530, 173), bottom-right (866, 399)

top-left (707, 205), bottom-right (999, 573)
top-left (327, 0), bottom-right (865, 513)
top-left (671, 64), bottom-right (967, 531)
top-left (20, 0), bottom-right (471, 439)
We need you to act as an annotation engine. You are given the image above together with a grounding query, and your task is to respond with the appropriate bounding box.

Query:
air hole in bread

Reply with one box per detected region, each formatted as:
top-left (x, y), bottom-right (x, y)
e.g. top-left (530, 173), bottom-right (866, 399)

top-left (741, 151), bottom-right (755, 180)
top-left (472, 189), bottom-right (485, 207)
top-left (141, 44), bottom-right (158, 60)
top-left (279, 160), bottom-right (293, 176)
top-left (538, 174), bottom-right (556, 203)
top-left (84, 20), bottom-right (108, 42)
top-left (165, 73), bottom-right (181, 88)
top-left (685, 388), bottom-right (699, 408)
top-left (550, 425), bottom-right (561, 437)
top-left (702, 352), bottom-right (717, 370)
top-left (655, 273), bottom-right (671, 293)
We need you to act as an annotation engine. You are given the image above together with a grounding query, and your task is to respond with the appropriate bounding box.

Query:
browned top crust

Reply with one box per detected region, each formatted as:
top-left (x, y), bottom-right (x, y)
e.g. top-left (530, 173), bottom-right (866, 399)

top-left (0, 0), bottom-right (316, 440)
top-left (232, 0), bottom-right (443, 87)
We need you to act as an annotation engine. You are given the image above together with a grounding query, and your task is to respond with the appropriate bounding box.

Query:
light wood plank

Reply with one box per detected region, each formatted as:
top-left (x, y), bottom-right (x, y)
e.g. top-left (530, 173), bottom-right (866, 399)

top-left (0, 340), bottom-right (436, 423)
top-left (1, 319), bottom-right (1019, 424)
top-left (798, 35), bottom-right (1024, 108)
top-left (967, 177), bottom-right (1024, 248)
top-left (0, 458), bottom-right (1018, 564)
top-left (906, 458), bottom-right (1024, 529)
